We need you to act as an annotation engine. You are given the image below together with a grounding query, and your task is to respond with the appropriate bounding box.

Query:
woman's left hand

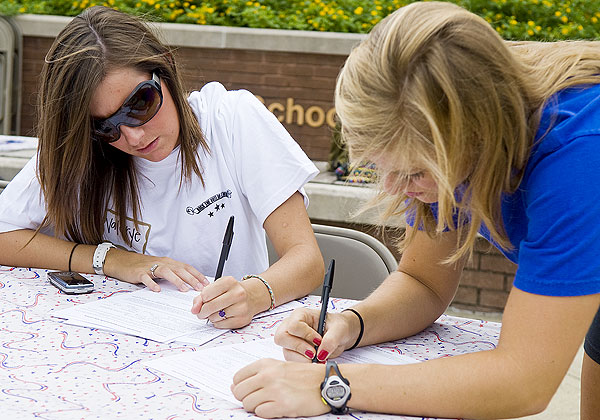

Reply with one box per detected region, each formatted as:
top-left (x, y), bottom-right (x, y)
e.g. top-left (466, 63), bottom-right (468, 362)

top-left (231, 358), bottom-right (328, 418)
top-left (190, 276), bottom-right (261, 329)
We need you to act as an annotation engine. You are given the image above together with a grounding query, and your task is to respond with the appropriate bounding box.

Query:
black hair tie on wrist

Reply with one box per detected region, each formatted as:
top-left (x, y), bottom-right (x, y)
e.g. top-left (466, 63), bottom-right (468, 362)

top-left (68, 243), bottom-right (81, 272)
top-left (343, 308), bottom-right (364, 350)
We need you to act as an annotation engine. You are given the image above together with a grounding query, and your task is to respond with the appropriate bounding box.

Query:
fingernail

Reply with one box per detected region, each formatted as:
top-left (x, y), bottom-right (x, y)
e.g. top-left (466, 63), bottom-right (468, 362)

top-left (305, 349), bottom-right (315, 359)
top-left (313, 337), bottom-right (322, 346)
top-left (317, 350), bottom-right (328, 361)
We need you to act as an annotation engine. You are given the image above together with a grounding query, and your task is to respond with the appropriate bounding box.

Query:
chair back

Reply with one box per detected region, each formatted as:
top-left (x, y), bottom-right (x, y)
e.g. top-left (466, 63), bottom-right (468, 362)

top-left (267, 223), bottom-right (397, 300)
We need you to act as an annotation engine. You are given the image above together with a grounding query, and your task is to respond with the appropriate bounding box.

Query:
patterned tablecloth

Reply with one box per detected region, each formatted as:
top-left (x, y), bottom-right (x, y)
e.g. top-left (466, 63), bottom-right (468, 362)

top-left (0, 266), bottom-right (500, 419)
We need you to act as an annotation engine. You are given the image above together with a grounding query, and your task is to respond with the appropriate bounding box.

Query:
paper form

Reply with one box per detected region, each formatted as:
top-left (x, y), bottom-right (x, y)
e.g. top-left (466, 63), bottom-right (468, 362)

top-left (144, 337), bottom-right (419, 405)
top-left (51, 281), bottom-right (303, 344)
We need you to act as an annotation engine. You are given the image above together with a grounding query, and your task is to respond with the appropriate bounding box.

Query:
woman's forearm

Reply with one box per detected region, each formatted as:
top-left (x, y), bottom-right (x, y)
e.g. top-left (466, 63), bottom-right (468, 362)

top-left (349, 270), bottom-right (455, 347)
top-left (256, 241), bottom-right (324, 311)
top-left (342, 348), bottom-right (547, 419)
top-left (0, 229), bottom-right (95, 273)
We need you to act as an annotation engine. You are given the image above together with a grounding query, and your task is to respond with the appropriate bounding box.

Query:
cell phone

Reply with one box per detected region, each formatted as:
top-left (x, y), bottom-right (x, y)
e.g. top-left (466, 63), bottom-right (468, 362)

top-left (47, 271), bottom-right (95, 294)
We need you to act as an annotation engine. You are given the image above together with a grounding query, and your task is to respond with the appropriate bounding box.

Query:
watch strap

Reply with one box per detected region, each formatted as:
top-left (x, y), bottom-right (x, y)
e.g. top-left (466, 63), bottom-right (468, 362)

top-left (92, 242), bottom-right (116, 275)
top-left (320, 360), bottom-right (351, 414)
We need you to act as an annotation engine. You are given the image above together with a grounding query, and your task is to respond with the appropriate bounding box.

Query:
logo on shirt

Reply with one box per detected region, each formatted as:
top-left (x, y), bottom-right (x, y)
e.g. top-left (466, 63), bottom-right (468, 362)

top-left (104, 209), bottom-right (151, 254)
top-left (186, 190), bottom-right (233, 217)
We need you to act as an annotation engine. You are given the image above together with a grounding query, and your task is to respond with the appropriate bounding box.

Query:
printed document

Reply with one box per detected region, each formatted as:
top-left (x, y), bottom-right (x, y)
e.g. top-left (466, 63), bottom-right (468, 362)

top-left (145, 337), bottom-right (419, 405)
top-left (52, 281), bottom-right (302, 344)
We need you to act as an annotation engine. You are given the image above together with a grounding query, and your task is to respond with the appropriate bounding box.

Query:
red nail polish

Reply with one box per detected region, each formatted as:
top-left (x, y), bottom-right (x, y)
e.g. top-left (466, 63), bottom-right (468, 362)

top-left (305, 349), bottom-right (315, 359)
top-left (313, 337), bottom-right (322, 346)
top-left (317, 350), bottom-right (329, 361)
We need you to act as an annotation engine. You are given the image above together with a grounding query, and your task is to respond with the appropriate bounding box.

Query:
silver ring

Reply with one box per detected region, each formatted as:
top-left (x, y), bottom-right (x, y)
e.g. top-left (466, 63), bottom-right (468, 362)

top-left (149, 263), bottom-right (159, 279)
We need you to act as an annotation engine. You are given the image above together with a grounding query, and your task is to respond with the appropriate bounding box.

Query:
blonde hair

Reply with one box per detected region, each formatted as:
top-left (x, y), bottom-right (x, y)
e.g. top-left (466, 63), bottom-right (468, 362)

top-left (38, 6), bottom-right (208, 245)
top-left (335, 1), bottom-right (600, 262)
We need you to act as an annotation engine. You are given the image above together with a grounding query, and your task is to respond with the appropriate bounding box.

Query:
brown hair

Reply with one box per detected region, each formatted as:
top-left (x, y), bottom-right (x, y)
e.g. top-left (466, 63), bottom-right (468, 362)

top-left (37, 6), bottom-right (208, 245)
top-left (335, 1), bottom-right (600, 262)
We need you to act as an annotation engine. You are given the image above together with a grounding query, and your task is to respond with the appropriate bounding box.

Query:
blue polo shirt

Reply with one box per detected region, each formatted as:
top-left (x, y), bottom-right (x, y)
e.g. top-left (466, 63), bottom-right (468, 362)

top-left (422, 84), bottom-right (600, 296)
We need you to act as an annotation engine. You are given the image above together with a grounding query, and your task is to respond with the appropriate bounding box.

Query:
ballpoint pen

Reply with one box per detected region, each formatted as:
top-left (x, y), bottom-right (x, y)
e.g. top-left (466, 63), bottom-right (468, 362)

top-left (206, 215), bottom-right (235, 324)
top-left (313, 259), bottom-right (335, 363)
top-left (215, 215), bottom-right (235, 279)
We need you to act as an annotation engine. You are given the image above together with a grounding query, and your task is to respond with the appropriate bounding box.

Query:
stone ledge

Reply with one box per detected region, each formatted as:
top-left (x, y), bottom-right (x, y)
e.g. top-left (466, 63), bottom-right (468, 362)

top-left (12, 14), bottom-right (366, 55)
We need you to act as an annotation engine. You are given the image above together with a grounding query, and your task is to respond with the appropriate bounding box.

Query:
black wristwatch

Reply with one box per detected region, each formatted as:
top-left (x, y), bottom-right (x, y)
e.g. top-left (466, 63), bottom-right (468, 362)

top-left (320, 360), bottom-right (351, 414)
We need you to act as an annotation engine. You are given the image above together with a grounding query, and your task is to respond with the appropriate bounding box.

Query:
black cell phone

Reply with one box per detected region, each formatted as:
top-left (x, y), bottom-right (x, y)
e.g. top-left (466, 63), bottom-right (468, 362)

top-left (47, 271), bottom-right (95, 294)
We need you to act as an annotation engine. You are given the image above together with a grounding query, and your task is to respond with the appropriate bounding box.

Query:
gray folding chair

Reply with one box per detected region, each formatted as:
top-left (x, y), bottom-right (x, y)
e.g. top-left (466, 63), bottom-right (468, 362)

top-left (267, 223), bottom-right (397, 300)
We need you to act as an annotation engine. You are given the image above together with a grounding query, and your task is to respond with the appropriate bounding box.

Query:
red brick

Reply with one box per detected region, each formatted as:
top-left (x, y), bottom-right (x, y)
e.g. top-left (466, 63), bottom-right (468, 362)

top-left (480, 289), bottom-right (509, 310)
top-left (452, 286), bottom-right (478, 305)
top-left (480, 254), bottom-right (517, 274)
top-left (465, 253), bottom-right (479, 270)
top-left (460, 270), bottom-right (505, 291)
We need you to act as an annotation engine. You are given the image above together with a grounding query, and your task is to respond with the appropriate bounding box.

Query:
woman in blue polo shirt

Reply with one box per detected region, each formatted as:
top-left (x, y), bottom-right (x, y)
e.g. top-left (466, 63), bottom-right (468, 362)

top-left (231, 2), bottom-right (600, 419)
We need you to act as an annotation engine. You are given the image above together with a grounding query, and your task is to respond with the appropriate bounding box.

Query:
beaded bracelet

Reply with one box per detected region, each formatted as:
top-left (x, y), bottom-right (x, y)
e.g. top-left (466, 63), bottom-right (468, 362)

top-left (342, 308), bottom-right (364, 350)
top-left (242, 274), bottom-right (275, 311)
top-left (68, 243), bottom-right (81, 272)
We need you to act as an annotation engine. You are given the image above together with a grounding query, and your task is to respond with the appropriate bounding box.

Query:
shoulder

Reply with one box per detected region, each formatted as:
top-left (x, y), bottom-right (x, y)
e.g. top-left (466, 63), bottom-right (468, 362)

top-left (535, 83), bottom-right (600, 154)
top-left (187, 82), bottom-right (261, 120)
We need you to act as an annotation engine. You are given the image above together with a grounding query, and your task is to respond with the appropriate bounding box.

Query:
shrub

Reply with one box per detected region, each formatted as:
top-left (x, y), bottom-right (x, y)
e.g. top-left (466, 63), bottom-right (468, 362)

top-left (1, 0), bottom-right (599, 39)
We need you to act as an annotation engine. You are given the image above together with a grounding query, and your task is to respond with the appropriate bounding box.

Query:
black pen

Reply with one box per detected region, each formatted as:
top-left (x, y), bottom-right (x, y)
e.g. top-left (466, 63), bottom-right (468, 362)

top-left (206, 215), bottom-right (234, 324)
top-left (313, 259), bottom-right (335, 363)
top-left (215, 215), bottom-right (235, 280)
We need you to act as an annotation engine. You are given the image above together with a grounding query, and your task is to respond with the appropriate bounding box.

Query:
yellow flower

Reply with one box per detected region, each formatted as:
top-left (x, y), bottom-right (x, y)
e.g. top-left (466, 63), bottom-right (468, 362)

top-left (535, 25), bottom-right (541, 31)
top-left (191, 5), bottom-right (196, 10)
top-left (18, 6), bottom-right (26, 12)
top-left (592, 17), bottom-right (598, 24)
top-left (577, 25), bottom-right (583, 31)
top-left (319, 10), bottom-right (325, 16)
top-left (527, 29), bottom-right (534, 36)
top-left (354, 6), bottom-right (363, 15)
top-left (554, 11), bottom-right (561, 17)
top-left (561, 27), bottom-right (570, 35)
top-left (561, 16), bottom-right (568, 23)
top-left (509, 19), bottom-right (517, 25)
top-left (527, 20), bottom-right (534, 26)
top-left (371, 10), bottom-right (377, 16)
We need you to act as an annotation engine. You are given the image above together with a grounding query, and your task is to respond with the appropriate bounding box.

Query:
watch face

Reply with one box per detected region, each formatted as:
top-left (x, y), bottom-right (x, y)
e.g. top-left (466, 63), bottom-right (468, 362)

top-left (325, 383), bottom-right (347, 401)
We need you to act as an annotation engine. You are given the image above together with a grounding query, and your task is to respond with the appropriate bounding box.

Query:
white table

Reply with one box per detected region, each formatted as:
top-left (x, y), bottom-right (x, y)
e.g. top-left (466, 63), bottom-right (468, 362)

top-left (0, 265), bottom-right (500, 419)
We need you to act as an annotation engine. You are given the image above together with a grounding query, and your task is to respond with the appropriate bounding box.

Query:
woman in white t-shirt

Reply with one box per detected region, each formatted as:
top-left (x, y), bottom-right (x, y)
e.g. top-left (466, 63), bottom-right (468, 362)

top-left (0, 6), bottom-right (324, 328)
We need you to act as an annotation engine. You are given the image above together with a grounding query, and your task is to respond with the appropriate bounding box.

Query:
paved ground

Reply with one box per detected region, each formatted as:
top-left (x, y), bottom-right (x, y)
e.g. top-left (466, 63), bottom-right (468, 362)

top-left (445, 307), bottom-right (581, 420)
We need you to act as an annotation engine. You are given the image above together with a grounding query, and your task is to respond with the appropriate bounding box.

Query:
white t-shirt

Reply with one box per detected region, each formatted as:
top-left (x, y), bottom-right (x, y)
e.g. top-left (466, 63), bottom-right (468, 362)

top-left (0, 82), bottom-right (318, 279)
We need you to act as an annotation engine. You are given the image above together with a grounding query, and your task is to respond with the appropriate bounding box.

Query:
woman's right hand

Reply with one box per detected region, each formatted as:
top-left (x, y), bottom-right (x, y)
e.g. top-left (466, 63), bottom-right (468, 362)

top-left (104, 248), bottom-right (209, 292)
top-left (274, 307), bottom-right (360, 363)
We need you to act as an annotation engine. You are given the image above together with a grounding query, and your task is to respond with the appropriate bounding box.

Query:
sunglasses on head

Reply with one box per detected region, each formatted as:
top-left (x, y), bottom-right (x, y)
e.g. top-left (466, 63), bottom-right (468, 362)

top-left (91, 71), bottom-right (163, 143)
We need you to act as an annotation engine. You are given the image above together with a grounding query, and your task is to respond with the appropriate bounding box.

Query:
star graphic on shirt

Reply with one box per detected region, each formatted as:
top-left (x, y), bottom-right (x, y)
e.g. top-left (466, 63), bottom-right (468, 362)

top-left (215, 204), bottom-right (220, 211)
top-left (221, 203), bottom-right (225, 209)
top-left (208, 212), bottom-right (214, 217)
